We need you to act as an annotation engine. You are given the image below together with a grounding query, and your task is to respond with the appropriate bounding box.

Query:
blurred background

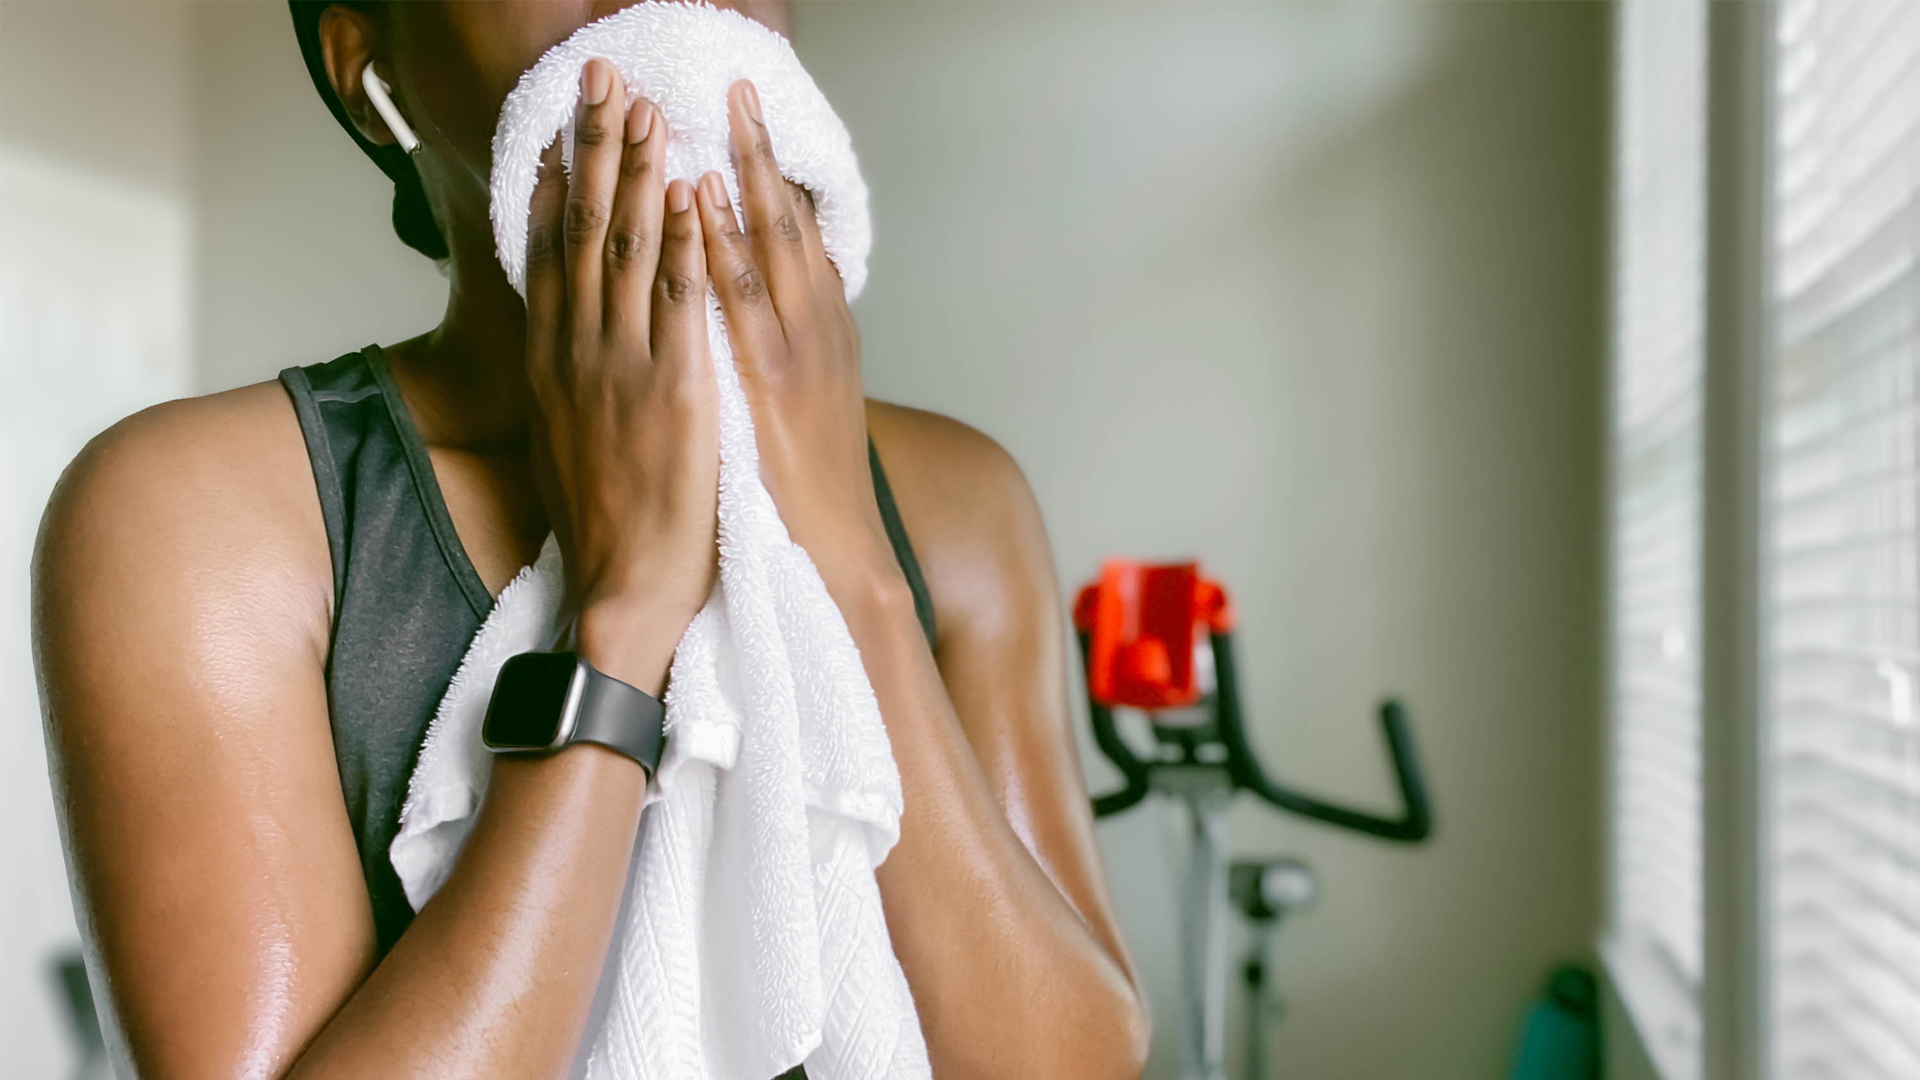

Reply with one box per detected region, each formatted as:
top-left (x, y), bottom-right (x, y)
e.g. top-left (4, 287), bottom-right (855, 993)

top-left (2, 2), bottom-right (1913, 1080)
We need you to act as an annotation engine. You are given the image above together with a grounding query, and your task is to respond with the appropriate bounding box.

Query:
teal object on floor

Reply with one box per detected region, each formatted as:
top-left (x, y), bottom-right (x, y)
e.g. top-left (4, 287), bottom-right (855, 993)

top-left (1508, 966), bottom-right (1600, 1080)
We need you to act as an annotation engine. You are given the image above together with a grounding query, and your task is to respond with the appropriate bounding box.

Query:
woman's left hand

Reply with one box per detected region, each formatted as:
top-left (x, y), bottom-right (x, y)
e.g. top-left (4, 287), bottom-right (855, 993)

top-left (693, 79), bottom-right (904, 601)
top-left (695, 89), bottom-right (1151, 1080)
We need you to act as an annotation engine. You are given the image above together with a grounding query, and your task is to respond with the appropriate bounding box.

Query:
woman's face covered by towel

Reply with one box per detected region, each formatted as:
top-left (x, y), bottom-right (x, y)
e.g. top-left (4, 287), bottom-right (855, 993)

top-left (316, 1), bottom-right (791, 267)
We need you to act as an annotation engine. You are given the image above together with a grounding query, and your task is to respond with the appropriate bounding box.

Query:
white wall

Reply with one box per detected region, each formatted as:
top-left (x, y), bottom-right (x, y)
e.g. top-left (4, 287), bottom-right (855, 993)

top-left (190, 1), bottom-right (447, 394)
top-left (4, 3), bottom-right (1608, 1079)
top-left (792, 3), bottom-right (1607, 1078)
top-left (0, 1), bottom-right (196, 197)
top-left (0, 5), bottom-right (198, 1078)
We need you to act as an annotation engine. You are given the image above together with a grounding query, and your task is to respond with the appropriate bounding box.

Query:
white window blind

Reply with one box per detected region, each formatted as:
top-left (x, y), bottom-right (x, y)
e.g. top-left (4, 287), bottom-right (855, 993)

top-left (1769, 1), bottom-right (1920, 1077)
top-left (1606, 2), bottom-right (1708, 1076)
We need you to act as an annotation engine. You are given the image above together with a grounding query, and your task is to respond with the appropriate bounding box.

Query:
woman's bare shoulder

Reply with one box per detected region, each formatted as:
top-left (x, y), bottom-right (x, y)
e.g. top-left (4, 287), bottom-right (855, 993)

top-left (35, 379), bottom-right (333, 667)
top-left (864, 400), bottom-right (1061, 638)
top-left (866, 400), bottom-right (1037, 530)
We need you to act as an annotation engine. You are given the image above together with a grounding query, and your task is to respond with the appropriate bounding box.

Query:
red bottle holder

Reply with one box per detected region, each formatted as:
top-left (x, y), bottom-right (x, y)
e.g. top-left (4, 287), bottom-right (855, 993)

top-left (1072, 560), bottom-right (1235, 711)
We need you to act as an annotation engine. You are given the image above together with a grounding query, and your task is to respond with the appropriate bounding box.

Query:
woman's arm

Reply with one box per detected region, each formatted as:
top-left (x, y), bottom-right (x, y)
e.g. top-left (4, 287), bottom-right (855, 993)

top-left (846, 423), bottom-right (1151, 1080)
top-left (37, 422), bottom-right (664, 1080)
top-left (866, 404), bottom-right (1150, 1079)
top-left (698, 82), bottom-right (1149, 1080)
top-left (36, 68), bottom-right (716, 1080)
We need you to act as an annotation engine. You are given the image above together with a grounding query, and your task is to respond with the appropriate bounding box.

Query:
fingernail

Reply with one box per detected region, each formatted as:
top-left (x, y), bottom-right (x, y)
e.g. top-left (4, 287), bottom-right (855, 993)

top-left (582, 61), bottom-right (610, 105)
top-left (699, 171), bottom-right (727, 205)
top-left (667, 179), bottom-right (692, 213)
top-left (626, 101), bottom-right (652, 144)
top-left (740, 81), bottom-right (763, 124)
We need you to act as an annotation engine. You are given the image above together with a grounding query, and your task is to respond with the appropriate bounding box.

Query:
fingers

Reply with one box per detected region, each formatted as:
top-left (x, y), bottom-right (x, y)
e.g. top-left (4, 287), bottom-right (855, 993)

top-left (604, 97), bottom-right (666, 344)
top-left (652, 179), bottom-right (710, 378)
top-left (525, 140), bottom-right (570, 388)
top-left (696, 169), bottom-right (787, 362)
top-left (791, 185), bottom-right (837, 301)
top-left (564, 59), bottom-right (627, 331)
top-left (726, 80), bottom-right (812, 324)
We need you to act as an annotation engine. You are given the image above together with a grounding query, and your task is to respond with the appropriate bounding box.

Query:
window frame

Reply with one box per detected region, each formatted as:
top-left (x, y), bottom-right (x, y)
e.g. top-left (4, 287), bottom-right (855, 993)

top-left (1604, 4), bottom-right (1775, 1079)
top-left (1696, 3), bottom-right (1772, 1079)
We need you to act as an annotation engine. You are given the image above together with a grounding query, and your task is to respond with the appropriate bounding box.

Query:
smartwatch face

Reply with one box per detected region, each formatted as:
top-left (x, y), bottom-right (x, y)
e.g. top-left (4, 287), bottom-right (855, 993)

top-left (482, 652), bottom-right (585, 750)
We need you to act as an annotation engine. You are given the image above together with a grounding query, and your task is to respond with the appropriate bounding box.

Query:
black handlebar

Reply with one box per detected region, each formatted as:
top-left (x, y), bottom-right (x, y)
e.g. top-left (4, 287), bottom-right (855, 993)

top-left (1083, 630), bottom-right (1434, 843)
top-left (1087, 682), bottom-right (1152, 817)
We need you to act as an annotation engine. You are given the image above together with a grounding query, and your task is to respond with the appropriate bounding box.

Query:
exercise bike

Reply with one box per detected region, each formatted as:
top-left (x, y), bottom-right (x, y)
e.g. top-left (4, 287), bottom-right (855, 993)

top-left (1074, 561), bottom-right (1434, 1080)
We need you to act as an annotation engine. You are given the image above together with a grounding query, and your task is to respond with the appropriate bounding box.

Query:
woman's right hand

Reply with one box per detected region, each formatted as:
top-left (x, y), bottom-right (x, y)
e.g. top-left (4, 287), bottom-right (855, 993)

top-left (525, 59), bottom-right (718, 695)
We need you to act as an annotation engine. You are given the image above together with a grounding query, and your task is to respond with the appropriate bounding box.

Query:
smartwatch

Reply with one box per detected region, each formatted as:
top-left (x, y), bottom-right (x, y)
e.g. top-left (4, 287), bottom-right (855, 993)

top-left (481, 651), bottom-right (666, 776)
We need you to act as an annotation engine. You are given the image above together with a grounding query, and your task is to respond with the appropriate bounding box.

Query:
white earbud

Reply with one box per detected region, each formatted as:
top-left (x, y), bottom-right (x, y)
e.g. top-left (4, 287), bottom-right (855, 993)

top-left (361, 61), bottom-right (421, 154)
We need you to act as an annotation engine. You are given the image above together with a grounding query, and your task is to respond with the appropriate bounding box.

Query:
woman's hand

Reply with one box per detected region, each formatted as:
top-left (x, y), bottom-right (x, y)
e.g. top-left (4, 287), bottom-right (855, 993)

top-left (694, 79), bottom-right (906, 603)
top-left (525, 59), bottom-right (718, 693)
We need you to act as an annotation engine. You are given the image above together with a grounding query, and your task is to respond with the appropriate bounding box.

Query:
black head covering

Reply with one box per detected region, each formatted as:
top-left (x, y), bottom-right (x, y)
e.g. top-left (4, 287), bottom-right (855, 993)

top-left (288, 1), bottom-right (449, 260)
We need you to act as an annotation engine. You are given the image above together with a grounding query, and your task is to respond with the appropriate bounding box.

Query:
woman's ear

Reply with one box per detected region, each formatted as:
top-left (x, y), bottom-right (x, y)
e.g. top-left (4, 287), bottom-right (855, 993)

top-left (317, 5), bottom-right (406, 149)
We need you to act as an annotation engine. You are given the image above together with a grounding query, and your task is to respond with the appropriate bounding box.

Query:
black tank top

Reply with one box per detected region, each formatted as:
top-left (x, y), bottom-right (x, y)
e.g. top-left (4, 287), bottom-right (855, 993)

top-left (280, 346), bottom-right (935, 957)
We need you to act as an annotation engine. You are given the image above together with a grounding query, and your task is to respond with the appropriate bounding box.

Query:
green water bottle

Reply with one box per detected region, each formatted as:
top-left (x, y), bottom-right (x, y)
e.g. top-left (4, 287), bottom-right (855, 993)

top-left (1507, 965), bottom-right (1600, 1080)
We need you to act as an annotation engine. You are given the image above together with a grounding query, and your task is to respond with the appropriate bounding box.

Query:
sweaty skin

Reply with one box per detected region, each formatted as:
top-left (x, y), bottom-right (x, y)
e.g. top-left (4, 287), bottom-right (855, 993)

top-left (33, 3), bottom-right (1147, 1080)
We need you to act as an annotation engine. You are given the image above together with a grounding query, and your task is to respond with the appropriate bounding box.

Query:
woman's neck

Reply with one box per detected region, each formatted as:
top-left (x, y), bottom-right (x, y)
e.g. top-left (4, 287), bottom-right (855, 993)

top-left (385, 239), bottom-right (536, 452)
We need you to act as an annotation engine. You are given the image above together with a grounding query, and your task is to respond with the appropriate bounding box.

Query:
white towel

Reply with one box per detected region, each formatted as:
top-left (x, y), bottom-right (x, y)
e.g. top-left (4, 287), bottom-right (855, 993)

top-left (387, 5), bottom-right (930, 1080)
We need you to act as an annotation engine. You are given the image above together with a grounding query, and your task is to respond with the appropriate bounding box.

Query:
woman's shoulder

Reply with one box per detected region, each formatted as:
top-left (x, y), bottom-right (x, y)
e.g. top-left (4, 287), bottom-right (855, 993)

top-left (864, 400), bottom-right (1060, 632)
top-left (35, 379), bottom-right (334, 657)
top-left (43, 380), bottom-right (324, 556)
top-left (865, 400), bottom-right (1031, 505)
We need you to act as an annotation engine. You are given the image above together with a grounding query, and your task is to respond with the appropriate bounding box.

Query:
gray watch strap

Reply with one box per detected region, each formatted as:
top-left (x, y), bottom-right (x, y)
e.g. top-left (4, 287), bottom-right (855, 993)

top-left (571, 662), bottom-right (666, 775)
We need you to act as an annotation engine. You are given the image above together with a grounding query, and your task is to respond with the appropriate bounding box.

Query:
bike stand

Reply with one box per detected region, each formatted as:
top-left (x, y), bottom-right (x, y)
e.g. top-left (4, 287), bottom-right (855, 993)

top-left (1073, 560), bottom-right (1434, 1080)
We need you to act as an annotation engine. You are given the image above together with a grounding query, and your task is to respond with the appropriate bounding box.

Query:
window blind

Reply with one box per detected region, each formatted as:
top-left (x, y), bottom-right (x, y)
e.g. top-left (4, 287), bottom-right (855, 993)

top-left (1606, 2), bottom-right (1708, 1075)
top-left (1769, 2), bottom-right (1920, 1077)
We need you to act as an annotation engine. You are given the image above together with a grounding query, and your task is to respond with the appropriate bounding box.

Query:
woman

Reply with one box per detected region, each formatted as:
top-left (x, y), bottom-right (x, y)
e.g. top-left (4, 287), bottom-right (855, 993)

top-left (32, 2), bottom-right (1148, 1078)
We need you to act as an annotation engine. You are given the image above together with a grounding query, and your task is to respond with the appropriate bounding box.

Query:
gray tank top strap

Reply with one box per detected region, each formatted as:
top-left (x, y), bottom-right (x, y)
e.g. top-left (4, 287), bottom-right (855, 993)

top-left (282, 345), bottom-right (937, 962)
top-left (281, 346), bottom-right (488, 952)
top-left (284, 347), bottom-right (493, 623)
top-left (872, 439), bottom-right (936, 646)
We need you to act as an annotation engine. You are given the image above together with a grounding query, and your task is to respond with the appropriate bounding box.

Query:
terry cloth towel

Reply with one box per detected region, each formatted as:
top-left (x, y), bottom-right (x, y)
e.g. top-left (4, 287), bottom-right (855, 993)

top-left (386, 5), bottom-right (929, 1080)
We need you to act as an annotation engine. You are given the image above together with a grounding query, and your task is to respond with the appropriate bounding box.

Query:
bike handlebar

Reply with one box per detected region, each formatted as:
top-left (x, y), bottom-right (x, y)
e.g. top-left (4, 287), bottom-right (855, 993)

top-left (1084, 631), bottom-right (1434, 843)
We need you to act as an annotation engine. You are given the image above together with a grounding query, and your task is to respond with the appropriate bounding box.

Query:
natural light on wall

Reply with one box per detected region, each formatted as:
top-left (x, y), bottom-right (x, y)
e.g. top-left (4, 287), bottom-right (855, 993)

top-left (1767, 1), bottom-right (1920, 1075)
top-left (1605, 2), bottom-right (1707, 1078)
